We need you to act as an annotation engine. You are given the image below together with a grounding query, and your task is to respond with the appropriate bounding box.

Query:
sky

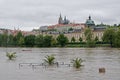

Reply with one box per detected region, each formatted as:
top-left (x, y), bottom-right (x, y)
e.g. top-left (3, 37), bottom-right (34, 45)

top-left (0, 0), bottom-right (119, 31)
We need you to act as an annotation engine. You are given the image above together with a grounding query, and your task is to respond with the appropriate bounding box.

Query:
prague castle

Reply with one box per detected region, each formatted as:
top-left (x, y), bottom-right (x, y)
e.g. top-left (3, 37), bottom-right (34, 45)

top-left (38, 14), bottom-right (107, 42)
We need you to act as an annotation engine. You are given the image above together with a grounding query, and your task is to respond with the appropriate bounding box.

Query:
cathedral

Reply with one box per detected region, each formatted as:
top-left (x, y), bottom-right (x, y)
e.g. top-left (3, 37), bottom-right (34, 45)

top-left (58, 14), bottom-right (70, 25)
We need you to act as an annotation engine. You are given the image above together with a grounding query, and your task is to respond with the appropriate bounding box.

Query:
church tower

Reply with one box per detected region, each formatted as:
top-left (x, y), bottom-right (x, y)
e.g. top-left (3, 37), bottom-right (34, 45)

top-left (58, 14), bottom-right (63, 24)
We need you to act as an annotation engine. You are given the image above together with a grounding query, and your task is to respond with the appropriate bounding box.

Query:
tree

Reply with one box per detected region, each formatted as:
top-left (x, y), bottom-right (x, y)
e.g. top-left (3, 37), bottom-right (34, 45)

top-left (35, 35), bottom-right (44, 47)
top-left (71, 36), bottom-right (76, 43)
top-left (18, 37), bottom-right (25, 46)
top-left (94, 36), bottom-right (99, 42)
top-left (13, 36), bottom-right (17, 46)
top-left (24, 35), bottom-right (35, 47)
top-left (8, 34), bottom-right (14, 46)
top-left (43, 35), bottom-right (52, 47)
top-left (71, 58), bottom-right (84, 69)
top-left (102, 28), bottom-right (116, 47)
top-left (114, 28), bottom-right (120, 47)
top-left (44, 55), bottom-right (55, 66)
top-left (6, 52), bottom-right (16, 60)
top-left (0, 34), bottom-right (3, 46)
top-left (69, 28), bottom-right (73, 31)
top-left (16, 32), bottom-right (23, 40)
top-left (84, 28), bottom-right (93, 41)
top-left (79, 37), bottom-right (83, 42)
top-left (84, 28), bottom-right (95, 47)
top-left (2, 33), bottom-right (8, 47)
top-left (16, 31), bottom-right (23, 46)
top-left (57, 34), bottom-right (68, 47)
top-left (51, 38), bottom-right (57, 47)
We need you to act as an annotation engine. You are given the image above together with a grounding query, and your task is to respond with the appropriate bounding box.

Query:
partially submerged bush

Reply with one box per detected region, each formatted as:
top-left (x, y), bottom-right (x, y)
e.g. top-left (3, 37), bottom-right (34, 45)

top-left (44, 54), bottom-right (55, 65)
top-left (72, 58), bottom-right (84, 68)
top-left (6, 52), bottom-right (16, 60)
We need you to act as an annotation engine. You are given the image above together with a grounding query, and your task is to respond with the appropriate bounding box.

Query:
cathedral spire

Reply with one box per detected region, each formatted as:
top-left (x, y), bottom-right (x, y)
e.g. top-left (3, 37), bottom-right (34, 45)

top-left (64, 16), bottom-right (67, 21)
top-left (58, 13), bottom-right (63, 24)
top-left (59, 13), bottom-right (62, 19)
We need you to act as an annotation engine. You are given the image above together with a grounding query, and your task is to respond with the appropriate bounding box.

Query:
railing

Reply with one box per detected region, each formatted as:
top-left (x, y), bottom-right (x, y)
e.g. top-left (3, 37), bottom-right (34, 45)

top-left (19, 62), bottom-right (72, 69)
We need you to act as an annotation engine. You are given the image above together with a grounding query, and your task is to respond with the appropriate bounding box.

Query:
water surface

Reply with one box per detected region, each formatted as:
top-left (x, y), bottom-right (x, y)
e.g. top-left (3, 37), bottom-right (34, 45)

top-left (0, 48), bottom-right (120, 80)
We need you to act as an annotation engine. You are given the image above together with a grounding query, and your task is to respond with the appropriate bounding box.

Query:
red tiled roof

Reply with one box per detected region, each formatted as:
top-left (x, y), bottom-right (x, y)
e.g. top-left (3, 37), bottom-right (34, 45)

top-left (48, 23), bottom-right (85, 29)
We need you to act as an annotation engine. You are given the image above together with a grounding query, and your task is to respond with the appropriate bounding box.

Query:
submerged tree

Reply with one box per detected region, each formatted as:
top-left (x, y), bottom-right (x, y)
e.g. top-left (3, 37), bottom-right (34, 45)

top-left (72, 58), bottom-right (84, 69)
top-left (6, 52), bottom-right (16, 60)
top-left (44, 55), bottom-right (55, 66)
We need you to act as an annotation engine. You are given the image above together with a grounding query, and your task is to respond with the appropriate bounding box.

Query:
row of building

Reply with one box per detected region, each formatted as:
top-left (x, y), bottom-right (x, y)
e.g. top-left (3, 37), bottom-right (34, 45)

top-left (37, 14), bottom-right (108, 41)
top-left (0, 28), bottom-right (38, 36)
top-left (0, 14), bottom-right (108, 42)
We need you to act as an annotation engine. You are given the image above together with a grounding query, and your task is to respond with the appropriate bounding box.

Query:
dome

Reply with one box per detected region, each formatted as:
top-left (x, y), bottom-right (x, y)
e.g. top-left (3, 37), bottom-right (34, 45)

top-left (85, 16), bottom-right (95, 26)
top-left (86, 19), bottom-right (95, 25)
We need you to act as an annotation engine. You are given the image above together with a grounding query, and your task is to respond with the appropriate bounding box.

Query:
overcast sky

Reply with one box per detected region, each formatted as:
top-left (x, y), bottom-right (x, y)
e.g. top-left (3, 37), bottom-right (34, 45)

top-left (0, 0), bottom-right (119, 31)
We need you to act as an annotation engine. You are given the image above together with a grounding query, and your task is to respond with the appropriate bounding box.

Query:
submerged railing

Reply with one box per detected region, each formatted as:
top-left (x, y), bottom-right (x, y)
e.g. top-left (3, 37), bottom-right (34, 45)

top-left (19, 62), bottom-right (72, 69)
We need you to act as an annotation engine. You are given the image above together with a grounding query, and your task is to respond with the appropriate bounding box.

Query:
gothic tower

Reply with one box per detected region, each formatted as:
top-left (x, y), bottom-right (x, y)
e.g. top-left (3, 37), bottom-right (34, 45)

top-left (58, 14), bottom-right (63, 24)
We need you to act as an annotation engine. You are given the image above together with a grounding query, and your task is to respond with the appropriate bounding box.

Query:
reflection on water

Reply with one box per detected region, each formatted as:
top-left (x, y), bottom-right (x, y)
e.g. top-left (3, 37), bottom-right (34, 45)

top-left (0, 48), bottom-right (120, 80)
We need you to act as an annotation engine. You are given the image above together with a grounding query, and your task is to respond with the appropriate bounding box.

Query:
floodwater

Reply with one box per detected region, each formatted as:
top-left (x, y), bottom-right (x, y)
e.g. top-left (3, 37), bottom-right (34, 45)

top-left (0, 48), bottom-right (120, 80)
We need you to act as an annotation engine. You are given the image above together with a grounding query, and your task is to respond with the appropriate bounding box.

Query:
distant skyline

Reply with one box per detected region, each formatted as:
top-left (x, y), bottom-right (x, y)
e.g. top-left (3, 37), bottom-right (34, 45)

top-left (0, 0), bottom-right (119, 31)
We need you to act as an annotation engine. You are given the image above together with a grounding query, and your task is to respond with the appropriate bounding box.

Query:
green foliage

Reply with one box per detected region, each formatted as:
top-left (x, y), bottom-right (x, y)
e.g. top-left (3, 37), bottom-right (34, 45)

top-left (114, 29), bottom-right (120, 47)
top-left (43, 35), bottom-right (52, 47)
top-left (57, 34), bottom-right (68, 47)
top-left (84, 28), bottom-right (93, 41)
top-left (94, 36), bottom-right (99, 42)
top-left (44, 55), bottom-right (55, 65)
top-left (13, 31), bottom-right (23, 46)
top-left (2, 33), bottom-right (8, 47)
top-left (71, 37), bottom-right (76, 43)
top-left (51, 38), bottom-right (57, 47)
top-left (13, 36), bottom-right (18, 46)
top-left (6, 52), bottom-right (16, 60)
top-left (35, 35), bottom-right (44, 47)
top-left (84, 28), bottom-right (95, 47)
top-left (87, 40), bottom-right (96, 47)
top-left (0, 34), bottom-right (3, 46)
top-left (102, 28), bottom-right (116, 47)
top-left (24, 35), bottom-right (35, 47)
top-left (18, 37), bottom-right (25, 46)
top-left (72, 58), bottom-right (84, 68)
top-left (8, 35), bottom-right (14, 46)
top-left (69, 28), bottom-right (73, 31)
top-left (79, 37), bottom-right (83, 42)
top-left (16, 31), bottom-right (23, 41)
top-left (35, 35), bottom-right (52, 47)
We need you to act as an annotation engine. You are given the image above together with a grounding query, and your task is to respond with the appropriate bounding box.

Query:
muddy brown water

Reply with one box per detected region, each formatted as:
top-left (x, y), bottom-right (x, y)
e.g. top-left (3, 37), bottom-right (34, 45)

top-left (0, 48), bottom-right (120, 80)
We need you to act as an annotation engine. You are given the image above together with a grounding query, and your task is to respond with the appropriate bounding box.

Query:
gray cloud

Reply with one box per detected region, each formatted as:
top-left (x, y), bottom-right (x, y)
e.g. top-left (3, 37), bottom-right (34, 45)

top-left (0, 0), bottom-right (119, 31)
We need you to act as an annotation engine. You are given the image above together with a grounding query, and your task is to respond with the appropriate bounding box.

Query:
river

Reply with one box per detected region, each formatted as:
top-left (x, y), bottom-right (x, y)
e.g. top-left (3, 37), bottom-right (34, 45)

top-left (0, 48), bottom-right (120, 80)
